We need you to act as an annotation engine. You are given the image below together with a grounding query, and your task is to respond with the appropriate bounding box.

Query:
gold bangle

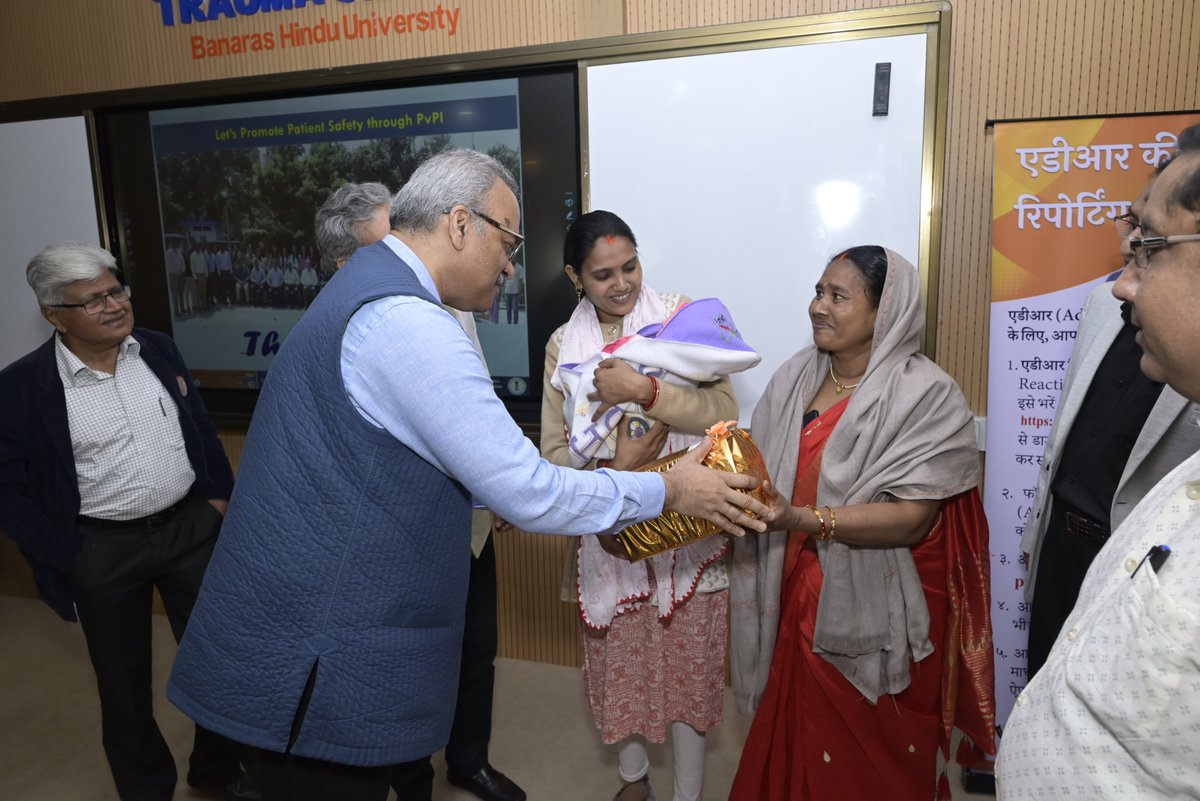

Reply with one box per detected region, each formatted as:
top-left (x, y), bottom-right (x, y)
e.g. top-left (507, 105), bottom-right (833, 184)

top-left (807, 504), bottom-right (826, 540)
top-left (824, 506), bottom-right (836, 541)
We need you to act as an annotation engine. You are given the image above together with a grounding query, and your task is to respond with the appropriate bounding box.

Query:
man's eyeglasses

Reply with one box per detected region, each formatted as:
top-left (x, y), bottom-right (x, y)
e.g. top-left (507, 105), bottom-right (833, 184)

top-left (1113, 212), bottom-right (1140, 238)
top-left (471, 208), bottom-right (525, 263)
top-left (446, 206), bottom-right (524, 263)
top-left (50, 285), bottom-right (131, 315)
top-left (1128, 234), bottom-right (1200, 270)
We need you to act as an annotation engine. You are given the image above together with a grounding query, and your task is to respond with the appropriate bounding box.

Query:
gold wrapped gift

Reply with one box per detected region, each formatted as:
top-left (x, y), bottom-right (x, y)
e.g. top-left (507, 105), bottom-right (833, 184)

top-left (615, 422), bottom-right (768, 562)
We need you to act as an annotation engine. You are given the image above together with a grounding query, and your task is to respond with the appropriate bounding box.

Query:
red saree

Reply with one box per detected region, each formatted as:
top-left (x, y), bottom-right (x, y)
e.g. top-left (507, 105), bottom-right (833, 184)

top-left (730, 400), bottom-right (994, 801)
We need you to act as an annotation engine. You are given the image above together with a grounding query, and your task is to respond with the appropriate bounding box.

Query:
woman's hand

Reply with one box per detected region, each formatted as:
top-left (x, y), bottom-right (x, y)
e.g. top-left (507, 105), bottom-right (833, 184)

top-left (751, 485), bottom-right (944, 547)
top-left (591, 533), bottom-right (632, 561)
top-left (609, 417), bottom-right (670, 470)
top-left (760, 480), bottom-right (801, 532)
top-left (589, 358), bottom-right (655, 419)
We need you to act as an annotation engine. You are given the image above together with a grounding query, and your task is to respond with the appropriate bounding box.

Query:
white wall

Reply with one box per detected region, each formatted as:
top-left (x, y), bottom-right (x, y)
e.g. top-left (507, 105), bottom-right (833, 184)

top-left (0, 116), bottom-right (100, 367)
top-left (586, 33), bottom-right (928, 420)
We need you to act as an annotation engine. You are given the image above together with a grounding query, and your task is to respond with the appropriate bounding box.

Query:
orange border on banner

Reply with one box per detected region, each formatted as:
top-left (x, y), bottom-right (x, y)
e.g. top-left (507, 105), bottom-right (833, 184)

top-left (992, 113), bottom-right (1200, 303)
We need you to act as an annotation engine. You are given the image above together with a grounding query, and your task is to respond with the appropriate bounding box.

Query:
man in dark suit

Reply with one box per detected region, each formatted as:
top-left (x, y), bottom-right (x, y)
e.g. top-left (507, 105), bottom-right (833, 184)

top-left (0, 242), bottom-right (254, 801)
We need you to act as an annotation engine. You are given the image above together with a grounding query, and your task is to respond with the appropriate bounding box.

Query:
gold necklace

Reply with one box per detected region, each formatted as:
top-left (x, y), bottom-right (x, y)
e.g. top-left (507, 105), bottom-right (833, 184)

top-left (829, 362), bottom-right (862, 395)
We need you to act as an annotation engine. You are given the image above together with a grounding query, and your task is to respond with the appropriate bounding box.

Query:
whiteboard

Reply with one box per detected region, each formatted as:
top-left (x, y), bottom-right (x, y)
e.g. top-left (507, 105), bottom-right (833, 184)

top-left (586, 32), bottom-right (930, 420)
top-left (0, 116), bottom-right (100, 368)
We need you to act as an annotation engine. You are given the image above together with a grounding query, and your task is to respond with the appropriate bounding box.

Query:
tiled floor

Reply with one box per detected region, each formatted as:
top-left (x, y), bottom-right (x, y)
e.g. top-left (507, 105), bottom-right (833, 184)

top-left (0, 595), bottom-right (984, 800)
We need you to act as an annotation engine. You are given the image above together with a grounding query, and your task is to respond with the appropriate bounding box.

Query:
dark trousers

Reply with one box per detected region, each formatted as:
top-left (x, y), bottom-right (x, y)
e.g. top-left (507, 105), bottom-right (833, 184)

top-left (216, 272), bottom-right (233, 305)
top-left (391, 536), bottom-right (499, 800)
top-left (168, 274), bottom-right (186, 315)
top-left (67, 497), bottom-right (240, 801)
top-left (254, 747), bottom-right (390, 801)
top-left (1026, 498), bottom-right (1108, 678)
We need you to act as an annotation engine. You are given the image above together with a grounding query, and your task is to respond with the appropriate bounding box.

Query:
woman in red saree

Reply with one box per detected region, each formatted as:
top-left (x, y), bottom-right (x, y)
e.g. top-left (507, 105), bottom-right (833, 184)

top-left (729, 246), bottom-right (995, 801)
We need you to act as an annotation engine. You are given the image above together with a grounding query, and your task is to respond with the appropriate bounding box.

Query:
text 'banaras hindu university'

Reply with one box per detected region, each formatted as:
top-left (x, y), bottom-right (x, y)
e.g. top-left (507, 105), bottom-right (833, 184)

top-left (156, 0), bottom-right (451, 27)
top-left (190, 7), bottom-right (461, 59)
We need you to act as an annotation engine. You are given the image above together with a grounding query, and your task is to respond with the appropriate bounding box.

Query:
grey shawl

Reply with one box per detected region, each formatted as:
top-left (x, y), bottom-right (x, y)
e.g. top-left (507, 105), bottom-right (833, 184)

top-left (730, 249), bottom-right (978, 712)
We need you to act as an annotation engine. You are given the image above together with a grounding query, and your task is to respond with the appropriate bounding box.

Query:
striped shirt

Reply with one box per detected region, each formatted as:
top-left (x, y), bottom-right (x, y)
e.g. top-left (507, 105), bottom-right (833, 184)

top-left (56, 334), bottom-right (195, 519)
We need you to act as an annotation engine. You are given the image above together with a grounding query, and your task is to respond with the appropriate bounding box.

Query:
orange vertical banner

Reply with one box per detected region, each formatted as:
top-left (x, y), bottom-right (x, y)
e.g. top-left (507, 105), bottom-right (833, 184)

top-left (985, 112), bottom-right (1200, 730)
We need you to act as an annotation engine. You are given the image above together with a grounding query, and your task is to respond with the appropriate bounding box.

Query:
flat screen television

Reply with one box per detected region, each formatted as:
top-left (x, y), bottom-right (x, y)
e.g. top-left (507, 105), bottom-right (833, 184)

top-left (96, 66), bottom-right (580, 426)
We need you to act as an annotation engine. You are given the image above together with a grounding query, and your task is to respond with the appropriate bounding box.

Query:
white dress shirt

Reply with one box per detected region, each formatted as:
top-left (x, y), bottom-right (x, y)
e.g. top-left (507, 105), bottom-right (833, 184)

top-left (57, 334), bottom-right (195, 519)
top-left (166, 248), bottom-right (186, 276)
top-left (189, 250), bottom-right (208, 277)
top-left (997, 445), bottom-right (1200, 799)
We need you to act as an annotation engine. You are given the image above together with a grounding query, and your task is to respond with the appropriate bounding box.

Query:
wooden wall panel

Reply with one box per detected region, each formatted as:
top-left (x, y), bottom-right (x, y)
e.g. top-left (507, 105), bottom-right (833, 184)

top-left (0, 0), bottom-right (625, 104)
top-left (495, 529), bottom-right (579, 666)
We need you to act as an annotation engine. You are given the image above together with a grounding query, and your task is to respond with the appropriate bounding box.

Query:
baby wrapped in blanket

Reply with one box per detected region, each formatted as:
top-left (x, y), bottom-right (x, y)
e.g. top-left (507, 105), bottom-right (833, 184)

top-left (555, 296), bottom-right (760, 627)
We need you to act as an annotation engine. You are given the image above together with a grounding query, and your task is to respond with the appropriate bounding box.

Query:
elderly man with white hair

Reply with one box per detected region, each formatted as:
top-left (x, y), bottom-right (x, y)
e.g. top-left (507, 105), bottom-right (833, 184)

top-left (0, 242), bottom-right (253, 800)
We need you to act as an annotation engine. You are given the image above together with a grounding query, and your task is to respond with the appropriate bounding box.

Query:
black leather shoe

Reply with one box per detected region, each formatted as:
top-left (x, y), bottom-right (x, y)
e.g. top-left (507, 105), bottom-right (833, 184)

top-left (446, 764), bottom-right (527, 801)
top-left (188, 773), bottom-right (262, 801)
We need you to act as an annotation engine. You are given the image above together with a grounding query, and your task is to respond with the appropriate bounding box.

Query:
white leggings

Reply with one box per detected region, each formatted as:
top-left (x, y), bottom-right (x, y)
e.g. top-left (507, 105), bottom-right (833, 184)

top-left (616, 722), bottom-right (707, 801)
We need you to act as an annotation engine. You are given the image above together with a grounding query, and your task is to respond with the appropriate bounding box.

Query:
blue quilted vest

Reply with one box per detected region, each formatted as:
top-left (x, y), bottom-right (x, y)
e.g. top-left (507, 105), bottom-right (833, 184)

top-left (168, 241), bottom-right (472, 766)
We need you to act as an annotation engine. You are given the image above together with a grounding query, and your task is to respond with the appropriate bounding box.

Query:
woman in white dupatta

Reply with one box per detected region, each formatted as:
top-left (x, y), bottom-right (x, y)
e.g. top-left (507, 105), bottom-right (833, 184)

top-left (540, 211), bottom-right (738, 801)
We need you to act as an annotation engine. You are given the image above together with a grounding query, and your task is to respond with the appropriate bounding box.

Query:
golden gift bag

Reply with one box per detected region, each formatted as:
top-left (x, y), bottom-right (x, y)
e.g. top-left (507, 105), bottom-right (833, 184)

top-left (615, 423), bottom-right (768, 561)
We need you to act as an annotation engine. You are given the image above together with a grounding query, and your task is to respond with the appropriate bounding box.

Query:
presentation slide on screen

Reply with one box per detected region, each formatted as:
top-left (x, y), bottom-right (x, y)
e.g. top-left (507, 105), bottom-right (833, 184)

top-left (149, 79), bottom-right (530, 395)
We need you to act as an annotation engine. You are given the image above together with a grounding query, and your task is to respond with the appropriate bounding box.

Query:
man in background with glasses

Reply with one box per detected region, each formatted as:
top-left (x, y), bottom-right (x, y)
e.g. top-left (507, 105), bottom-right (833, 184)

top-left (999, 124), bottom-right (1200, 798)
top-left (0, 242), bottom-right (256, 801)
top-left (1020, 143), bottom-right (1200, 680)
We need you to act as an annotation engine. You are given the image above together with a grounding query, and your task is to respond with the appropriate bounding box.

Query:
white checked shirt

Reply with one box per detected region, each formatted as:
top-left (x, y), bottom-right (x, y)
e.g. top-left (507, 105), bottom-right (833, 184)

top-left (997, 446), bottom-right (1200, 799)
top-left (56, 334), bottom-right (195, 520)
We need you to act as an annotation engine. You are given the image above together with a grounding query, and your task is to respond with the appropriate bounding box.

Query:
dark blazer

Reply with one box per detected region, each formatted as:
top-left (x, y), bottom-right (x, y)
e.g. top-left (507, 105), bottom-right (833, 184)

top-left (0, 328), bottom-right (234, 621)
top-left (1021, 282), bottom-right (1200, 600)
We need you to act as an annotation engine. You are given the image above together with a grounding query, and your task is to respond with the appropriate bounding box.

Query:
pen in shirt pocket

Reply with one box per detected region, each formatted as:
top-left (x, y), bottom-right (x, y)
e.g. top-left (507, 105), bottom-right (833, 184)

top-left (1131, 544), bottom-right (1171, 579)
top-left (158, 397), bottom-right (167, 417)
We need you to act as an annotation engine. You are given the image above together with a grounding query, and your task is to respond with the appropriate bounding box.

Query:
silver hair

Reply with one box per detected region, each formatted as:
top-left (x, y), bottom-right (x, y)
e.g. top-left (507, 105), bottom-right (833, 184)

top-left (313, 181), bottom-right (393, 263)
top-left (26, 242), bottom-right (119, 306)
top-left (390, 149), bottom-right (519, 234)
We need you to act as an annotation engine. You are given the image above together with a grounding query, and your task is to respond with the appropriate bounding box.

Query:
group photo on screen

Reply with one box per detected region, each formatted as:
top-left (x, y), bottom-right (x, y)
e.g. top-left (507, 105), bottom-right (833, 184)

top-left (148, 81), bottom-right (531, 389)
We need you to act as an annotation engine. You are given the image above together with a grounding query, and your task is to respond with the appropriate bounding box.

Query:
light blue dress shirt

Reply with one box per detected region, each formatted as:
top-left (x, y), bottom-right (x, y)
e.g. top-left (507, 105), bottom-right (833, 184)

top-left (340, 235), bottom-right (665, 535)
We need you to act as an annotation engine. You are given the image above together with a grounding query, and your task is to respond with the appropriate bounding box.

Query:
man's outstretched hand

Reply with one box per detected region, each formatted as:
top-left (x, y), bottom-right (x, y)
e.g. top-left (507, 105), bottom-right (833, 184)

top-left (660, 437), bottom-right (772, 536)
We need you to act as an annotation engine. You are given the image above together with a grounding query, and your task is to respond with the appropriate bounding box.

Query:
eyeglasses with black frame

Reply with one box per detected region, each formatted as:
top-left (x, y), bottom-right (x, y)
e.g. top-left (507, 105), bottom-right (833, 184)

top-left (471, 208), bottom-right (525, 263)
top-left (1112, 211), bottom-right (1140, 238)
top-left (50, 285), bottom-right (132, 315)
top-left (1128, 234), bottom-right (1200, 270)
top-left (444, 206), bottom-right (524, 263)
